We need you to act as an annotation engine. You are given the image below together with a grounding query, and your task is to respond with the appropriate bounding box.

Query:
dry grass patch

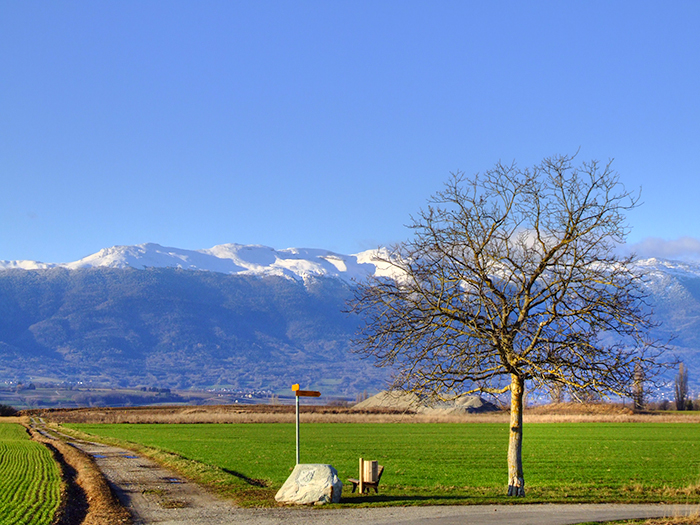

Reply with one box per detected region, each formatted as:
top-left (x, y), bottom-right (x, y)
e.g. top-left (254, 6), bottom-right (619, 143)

top-left (33, 404), bottom-right (510, 424)
top-left (31, 403), bottom-right (700, 425)
top-left (0, 416), bottom-right (24, 424)
top-left (525, 403), bottom-right (700, 423)
top-left (647, 517), bottom-right (700, 525)
top-left (608, 515), bottom-right (700, 525)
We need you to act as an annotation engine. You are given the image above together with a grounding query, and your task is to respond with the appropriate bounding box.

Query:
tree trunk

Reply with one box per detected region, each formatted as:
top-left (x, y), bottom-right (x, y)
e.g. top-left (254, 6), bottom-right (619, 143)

top-left (507, 374), bottom-right (525, 497)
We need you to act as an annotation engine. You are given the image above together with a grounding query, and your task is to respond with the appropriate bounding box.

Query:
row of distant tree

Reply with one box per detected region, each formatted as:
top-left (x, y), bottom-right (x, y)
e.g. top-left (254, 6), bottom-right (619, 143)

top-left (673, 363), bottom-right (693, 411)
top-left (0, 404), bottom-right (18, 416)
top-left (11, 383), bottom-right (36, 392)
top-left (640, 362), bottom-right (696, 411)
top-left (560, 362), bottom-right (695, 411)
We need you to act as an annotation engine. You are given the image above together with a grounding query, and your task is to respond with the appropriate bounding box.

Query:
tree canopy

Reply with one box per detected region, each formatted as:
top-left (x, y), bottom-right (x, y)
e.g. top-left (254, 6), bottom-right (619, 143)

top-left (351, 154), bottom-right (666, 495)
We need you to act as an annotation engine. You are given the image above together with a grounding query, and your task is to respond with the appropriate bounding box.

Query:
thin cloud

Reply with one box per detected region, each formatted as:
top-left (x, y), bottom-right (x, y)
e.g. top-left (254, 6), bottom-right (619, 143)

top-left (621, 237), bottom-right (700, 261)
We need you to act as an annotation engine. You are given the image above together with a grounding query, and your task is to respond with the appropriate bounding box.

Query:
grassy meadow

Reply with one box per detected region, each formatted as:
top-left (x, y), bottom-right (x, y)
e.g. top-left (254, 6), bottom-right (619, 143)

top-left (0, 422), bottom-right (62, 525)
top-left (64, 421), bottom-right (700, 507)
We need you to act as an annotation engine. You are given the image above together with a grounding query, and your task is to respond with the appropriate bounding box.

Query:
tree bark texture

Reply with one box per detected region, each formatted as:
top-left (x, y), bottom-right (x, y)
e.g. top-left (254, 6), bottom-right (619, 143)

top-left (507, 374), bottom-right (525, 497)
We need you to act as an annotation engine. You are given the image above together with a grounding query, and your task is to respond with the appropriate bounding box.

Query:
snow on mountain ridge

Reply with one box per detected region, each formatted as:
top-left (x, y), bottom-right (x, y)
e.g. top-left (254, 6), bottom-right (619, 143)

top-left (634, 257), bottom-right (700, 279)
top-left (0, 260), bottom-right (55, 270)
top-left (0, 243), bottom-right (391, 282)
top-left (4, 243), bottom-right (697, 283)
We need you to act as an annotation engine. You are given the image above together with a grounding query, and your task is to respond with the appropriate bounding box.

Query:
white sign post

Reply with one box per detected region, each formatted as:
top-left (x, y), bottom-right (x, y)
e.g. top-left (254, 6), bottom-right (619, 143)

top-left (291, 384), bottom-right (321, 464)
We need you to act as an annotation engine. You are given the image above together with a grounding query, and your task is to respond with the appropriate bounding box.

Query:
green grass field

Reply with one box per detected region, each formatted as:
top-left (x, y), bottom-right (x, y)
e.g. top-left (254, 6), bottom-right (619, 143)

top-left (0, 422), bottom-right (62, 525)
top-left (65, 422), bottom-right (700, 506)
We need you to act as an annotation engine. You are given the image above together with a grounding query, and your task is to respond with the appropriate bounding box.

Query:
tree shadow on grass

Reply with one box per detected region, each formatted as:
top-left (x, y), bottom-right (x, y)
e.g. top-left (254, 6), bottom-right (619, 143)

top-left (220, 467), bottom-right (269, 487)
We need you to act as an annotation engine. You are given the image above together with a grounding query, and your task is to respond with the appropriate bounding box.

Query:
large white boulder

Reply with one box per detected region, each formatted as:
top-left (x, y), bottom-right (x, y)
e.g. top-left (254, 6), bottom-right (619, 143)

top-left (275, 464), bottom-right (342, 505)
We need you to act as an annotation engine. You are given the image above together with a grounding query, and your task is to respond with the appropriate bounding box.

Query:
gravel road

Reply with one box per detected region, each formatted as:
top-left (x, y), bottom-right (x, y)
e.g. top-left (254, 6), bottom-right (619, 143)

top-left (54, 432), bottom-right (700, 525)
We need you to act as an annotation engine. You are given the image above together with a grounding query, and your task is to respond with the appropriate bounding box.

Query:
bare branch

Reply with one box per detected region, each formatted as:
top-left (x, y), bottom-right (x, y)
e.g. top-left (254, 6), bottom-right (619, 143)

top-left (350, 154), bottom-right (668, 400)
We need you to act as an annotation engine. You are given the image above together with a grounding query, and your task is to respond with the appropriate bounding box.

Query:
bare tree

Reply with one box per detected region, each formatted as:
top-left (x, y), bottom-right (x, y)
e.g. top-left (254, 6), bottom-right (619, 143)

top-left (632, 362), bottom-right (645, 411)
top-left (675, 362), bottom-right (689, 411)
top-left (351, 154), bottom-right (665, 497)
top-left (548, 382), bottom-right (565, 404)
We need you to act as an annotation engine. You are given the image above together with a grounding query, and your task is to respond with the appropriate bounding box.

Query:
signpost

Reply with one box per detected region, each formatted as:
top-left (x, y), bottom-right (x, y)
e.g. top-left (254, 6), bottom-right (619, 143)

top-left (292, 384), bottom-right (321, 464)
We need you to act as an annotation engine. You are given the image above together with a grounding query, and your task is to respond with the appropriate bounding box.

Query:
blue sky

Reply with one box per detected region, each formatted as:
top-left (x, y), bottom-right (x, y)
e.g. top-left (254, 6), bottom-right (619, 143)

top-left (1, 1), bottom-right (699, 263)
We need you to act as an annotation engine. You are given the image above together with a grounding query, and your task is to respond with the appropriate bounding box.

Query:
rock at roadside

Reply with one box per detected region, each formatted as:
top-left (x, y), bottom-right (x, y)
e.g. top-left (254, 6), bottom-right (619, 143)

top-left (275, 464), bottom-right (342, 505)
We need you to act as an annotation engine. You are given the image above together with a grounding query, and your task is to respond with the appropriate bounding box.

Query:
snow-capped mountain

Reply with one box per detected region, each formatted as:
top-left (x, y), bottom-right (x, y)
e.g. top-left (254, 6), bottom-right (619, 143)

top-left (5, 243), bottom-right (700, 309)
top-left (635, 257), bottom-right (700, 281)
top-left (0, 243), bottom-right (399, 282)
top-left (0, 243), bottom-right (698, 397)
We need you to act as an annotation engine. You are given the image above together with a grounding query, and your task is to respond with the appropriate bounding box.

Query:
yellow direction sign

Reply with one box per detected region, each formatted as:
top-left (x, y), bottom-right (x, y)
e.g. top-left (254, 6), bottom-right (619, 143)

top-left (295, 390), bottom-right (321, 397)
top-left (292, 383), bottom-right (321, 464)
top-left (292, 384), bottom-right (321, 397)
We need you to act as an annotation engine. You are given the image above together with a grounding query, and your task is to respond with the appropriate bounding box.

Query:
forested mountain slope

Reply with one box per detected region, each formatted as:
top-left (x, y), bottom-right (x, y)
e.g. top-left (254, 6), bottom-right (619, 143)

top-left (0, 267), bottom-right (385, 395)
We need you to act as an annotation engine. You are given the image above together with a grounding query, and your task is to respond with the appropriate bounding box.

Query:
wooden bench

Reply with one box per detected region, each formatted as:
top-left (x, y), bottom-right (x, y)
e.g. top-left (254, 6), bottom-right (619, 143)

top-left (348, 458), bottom-right (384, 493)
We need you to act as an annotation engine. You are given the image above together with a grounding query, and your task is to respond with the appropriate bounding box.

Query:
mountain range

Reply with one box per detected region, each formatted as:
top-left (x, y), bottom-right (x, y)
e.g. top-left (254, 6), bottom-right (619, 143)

top-left (0, 243), bottom-right (698, 398)
top-left (0, 243), bottom-right (398, 281)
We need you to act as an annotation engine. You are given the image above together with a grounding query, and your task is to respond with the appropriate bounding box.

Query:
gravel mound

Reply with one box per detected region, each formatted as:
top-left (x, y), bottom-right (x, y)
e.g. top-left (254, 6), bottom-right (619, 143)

top-left (352, 391), bottom-right (500, 415)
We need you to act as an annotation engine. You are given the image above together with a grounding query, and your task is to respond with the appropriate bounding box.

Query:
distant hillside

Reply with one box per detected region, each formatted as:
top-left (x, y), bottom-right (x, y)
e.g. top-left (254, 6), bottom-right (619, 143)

top-left (0, 267), bottom-right (387, 395)
top-left (635, 258), bottom-right (700, 393)
top-left (1, 244), bottom-right (700, 399)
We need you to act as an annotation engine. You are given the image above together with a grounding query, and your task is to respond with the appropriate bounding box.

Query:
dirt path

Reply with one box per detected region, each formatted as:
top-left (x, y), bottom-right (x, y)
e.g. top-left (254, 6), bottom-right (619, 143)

top-left (30, 419), bottom-right (700, 525)
top-left (33, 420), bottom-right (241, 524)
top-left (67, 439), bottom-right (240, 524)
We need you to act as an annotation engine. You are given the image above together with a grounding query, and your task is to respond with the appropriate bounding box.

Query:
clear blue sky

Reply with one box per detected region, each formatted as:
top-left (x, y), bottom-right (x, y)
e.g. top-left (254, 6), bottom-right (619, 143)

top-left (2, 1), bottom-right (699, 263)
